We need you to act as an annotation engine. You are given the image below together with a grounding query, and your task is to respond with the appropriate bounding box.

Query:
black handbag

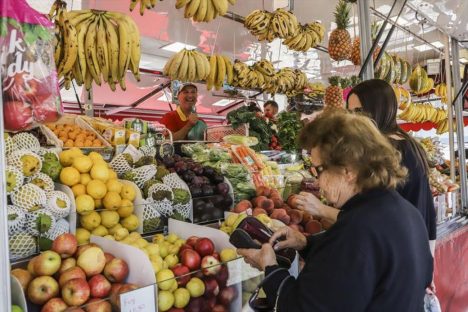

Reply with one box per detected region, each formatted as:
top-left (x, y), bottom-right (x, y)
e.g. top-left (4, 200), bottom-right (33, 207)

top-left (248, 268), bottom-right (293, 312)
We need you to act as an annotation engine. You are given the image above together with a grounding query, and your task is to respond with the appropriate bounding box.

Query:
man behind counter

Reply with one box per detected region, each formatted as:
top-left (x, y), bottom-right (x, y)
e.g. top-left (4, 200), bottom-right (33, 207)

top-left (264, 100), bottom-right (279, 119)
top-left (160, 83), bottom-right (205, 140)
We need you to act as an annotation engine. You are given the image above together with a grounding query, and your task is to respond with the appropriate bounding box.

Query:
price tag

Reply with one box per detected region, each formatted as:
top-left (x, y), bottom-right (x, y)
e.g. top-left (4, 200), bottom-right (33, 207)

top-left (120, 284), bottom-right (156, 312)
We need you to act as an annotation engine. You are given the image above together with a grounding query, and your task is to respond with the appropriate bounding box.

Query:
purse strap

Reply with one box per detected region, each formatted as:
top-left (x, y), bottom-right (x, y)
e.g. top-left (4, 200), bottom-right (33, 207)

top-left (249, 268), bottom-right (291, 311)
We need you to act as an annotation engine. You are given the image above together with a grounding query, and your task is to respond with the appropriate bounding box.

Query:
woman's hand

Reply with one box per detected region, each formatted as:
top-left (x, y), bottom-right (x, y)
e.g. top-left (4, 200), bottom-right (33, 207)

top-left (295, 192), bottom-right (339, 223)
top-left (238, 244), bottom-right (278, 271)
top-left (269, 226), bottom-right (307, 251)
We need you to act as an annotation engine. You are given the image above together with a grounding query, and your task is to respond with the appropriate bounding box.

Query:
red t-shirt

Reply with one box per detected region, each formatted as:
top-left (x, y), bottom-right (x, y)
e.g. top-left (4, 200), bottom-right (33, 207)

top-left (160, 110), bottom-right (187, 133)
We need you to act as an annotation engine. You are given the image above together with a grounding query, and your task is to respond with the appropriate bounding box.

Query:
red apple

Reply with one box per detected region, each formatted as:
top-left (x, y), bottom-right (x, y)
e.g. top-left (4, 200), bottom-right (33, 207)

top-left (186, 236), bottom-right (199, 248)
top-left (84, 298), bottom-right (112, 312)
top-left (75, 243), bottom-right (100, 258)
top-left (3, 100), bottom-right (33, 131)
top-left (110, 284), bottom-right (138, 310)
top-left (51, 233), bottom-right (78, 259)
top-left (171, 264), bottom-right (190, 287)
top-left (27, 256), bottom-right (39, 276)
top-left (201, 255), bottom-right (221, 276)
top-left (167, 308), bottom-right (185, 312)
top-left (218, 286), bottom-right (238, 306)
top-left (213, 305), bottom-right (227, 312)
top-left (194, 238), bottom-right (215, 257)
top-left (215, 265), bottom-right (229, 288)
top-left (179, 244), bottom-right (193, 254)
top-left (88, 274), bottom-right (112, 298)
top-left (34, 250), bottom-right (62, 276)
top-left (77, 246), bottom-right (106, 277)
top-left (104, 252), bottom-right (115, 264)
top-left (61, 278), bottom-right (90, 306)
top-left (103, 258), bottom-right (129, 283)
top-left (180, 249), bottom-right (201, 271)
top-left (205, 296), bottom-right (217, 310)
top-left (41, 297), bottom-right (68, 312)
top-left (203, 277), bottom-right (219, 297)
top-left (11, 268), bottom-right (32, 292)
top-left (212, 252), bottom-right (220, 261)
top-left (185, 297), bottom-right (203, 312)
top-left (27, 276), bottom-right (59, 305)
top-left (58, 257), bottom-right (76, 275)
top-left (59, 267), bottom-right (86, 288)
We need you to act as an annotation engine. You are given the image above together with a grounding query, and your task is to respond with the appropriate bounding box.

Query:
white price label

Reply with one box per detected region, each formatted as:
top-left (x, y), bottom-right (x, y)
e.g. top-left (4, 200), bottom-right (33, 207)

top-left (120, 284), bottom-right (156, 312)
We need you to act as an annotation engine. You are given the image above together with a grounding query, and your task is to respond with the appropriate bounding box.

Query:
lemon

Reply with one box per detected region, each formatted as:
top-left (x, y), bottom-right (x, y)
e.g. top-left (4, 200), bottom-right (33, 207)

top-left (117, 199), bottom-right (134, 218)
top-left (76, 228), bottom-right (91, 244)
top-left (114, 227), bottom-right (129, 241)
top-left (60, 167), bottom-right (80, 186)
top-left (59, 150), bottom-right (74, 167)
top-left (88, 151), bottom-right (104, 164)
top-left (71, 184), bottom-right (86, 197)
top-left (90, 163), bottom-right (110, 182)
top-left (80, 211), bottom-right (101, 230)
top-left (73, 155), bottom-right (93, 173)
top-left (108, 170), bottom-right (118, 180)
top-left (108, 223), bottom-right (123, 235)
top-left (120, 184), bottom-right (136, 201)
top-left (95, 199), bottom-right (103, 209)
top-left (103, 192), bottom-right (122, 210)
top-left (121, 214), bottom-right (139, 231)
top-left (69, 147), bottom-right (83, 157)
top-left (100, 210), bottom-right (120, 228)
top-left (86, 180), bottom-right (107, 200)
top-left (92, 225), bottom-right (109, 236)
top-left (106, 179), bottom-right (123, 193)
top-left (75, 194), bottom-right (95, 214)
top-left (80, 173), bottom-right (92, 186)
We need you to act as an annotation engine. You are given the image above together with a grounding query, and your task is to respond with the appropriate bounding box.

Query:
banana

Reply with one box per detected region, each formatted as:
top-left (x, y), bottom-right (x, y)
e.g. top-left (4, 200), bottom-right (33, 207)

top-left (72, 58), bottom-right (84, 86)
top-left (129, 0), bottom-right (139, 12)
top-left (204, 0), bottom-right (216, 22)
top-left (187, 51), bottom-right (197, 82)
top-left (222, 56), bottom-right (233, 85)
top-left (102, 15), bottom-right (119, 84)
top-left (84, 66), bottom-right (93, 91)
top-left (212, 0), bottom-right (228, 16)
top-left (54, 33), bottom-right (63, 69)
top-left (123, 15), bottom-right (141, 81)
top-left (176, 0), bottom-right (191, 10)
top-left (176, 50), bottom-right (189, 81)
top-left (84, 17), bottom-right (101, 85)
top-left (192, 51), bottom-right (206, 80)
top-left (185, 0), bottom-right (201, 18)
top-left (150, 0), bottom-right (157, 7)
top-left (195, 0), bottom-right (208, 22)
top-left (56, 13), bottom-right (78, 77)
top-left (215, 55), bottom-right (226, 89)
top-left (140, 0), bottom-right (147, 15)
top-left (115, 15), bottom-right (132, 81)
top-left (96, 17), bottom-right (109, 83)
top-left (68, 11), bottom-right (93, 26)
top-left (227, 0), bottom-right (236, 4)
top-left (76, 17), bottom-right (94, 83)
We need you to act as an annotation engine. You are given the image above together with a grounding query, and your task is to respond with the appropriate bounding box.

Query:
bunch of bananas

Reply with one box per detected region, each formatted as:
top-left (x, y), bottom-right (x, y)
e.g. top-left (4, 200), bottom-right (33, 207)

top-left (50, 4), bottom-right (141, 92)
top-left (244, 10), bottom-right (275, 42)
top-left (206, 54), bottom-right (233, 90)
top-left (163, 48), bottom-right (210, 82)
top-left (175, 0), bottom-right (236, 22)
top-left (283, 22), bottom-right (325, 52)
top-left (232, 60), bottom-right (264, 89)
top-left (252, 59), bottom-right (275, 86)
top-left (435, 118), bottom-right (454, 135)
top-left (398, 103), bottom-right (447, 124)
top-left (270, 8), bottom-right (299, 39)
top-left (129, 0), bottom-right (157, 16)
top-left (305, 82), bottom-right (326, 100)
top-left (265, 68), bottom-right (307, 96)
top-left (435, 83), bottom-right (449, 104)
top-left (393, 85), bottom-right (411, 110)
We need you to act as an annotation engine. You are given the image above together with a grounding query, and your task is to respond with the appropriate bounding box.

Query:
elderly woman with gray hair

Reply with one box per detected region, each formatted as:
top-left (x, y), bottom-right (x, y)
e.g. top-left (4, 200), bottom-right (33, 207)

top-left (239, 111), bottom-right (433, 311)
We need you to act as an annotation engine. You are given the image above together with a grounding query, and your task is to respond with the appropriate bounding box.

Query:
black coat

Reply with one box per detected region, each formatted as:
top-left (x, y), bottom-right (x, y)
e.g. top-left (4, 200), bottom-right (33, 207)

top-left (263, 188), bottom-right (433, 312)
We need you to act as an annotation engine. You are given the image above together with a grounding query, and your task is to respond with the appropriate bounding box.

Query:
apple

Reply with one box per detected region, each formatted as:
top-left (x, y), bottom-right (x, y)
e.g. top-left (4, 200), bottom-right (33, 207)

top-left (27, 256), bottom-right (39, 276)
top-left (171, 264), bottom-right (190, 287)
top-left (75, 243), bottom-right (100, 258)
top-left (186, 277), bottom-right (205, 298)
top-left (84, 298), bottom-right (112, 312)
top-left (213, 305), bottom-right (227, 312)
top-left (66, 308), bottom-right (85, 312)
top-left (201, 255), bottom-right (221, 276)
top-left (110, 284), bottom-right (138, 310)
top-left (179, 244), bottom-right (193, 254)
top-left (203, 277), bottom-right (219, 297)
top-left (158, 290), bottom-right (175, 312)
top-left (167, 308), bottom-right (184, 312)
top-left (173, 287), bottom-right (190, 309)
top-left (41, 297), bottom-right (68, 312)
top-left (185, 297), bottom-right (203, 312)
top-left (194, 238), bottom-right (215, 257)
top-left (61, 278), bottom-right (90, 306)
top-left (205, 296), bottom-right (217, 310)
top-left (34, 251), bottom-right (62, 276)
top-left (58, 257), bottom-right (76, 275)
top-left (220, 248), bottom-right (237, 263)
top-left (27, 276), bottom-right (59, 305)
top-left (104, 252), bottom-right (115, 264)
top-left (218, 286), bottom-right (238, 306)
top-left (11, 268), bottom-right (32, 292)
top-left (212, 252), bottom-right (220, 261)
top-left (59, 266), bottom-right (86, 287)
top-left (77, 246), bottom-right (106, 277)
top-left (88, 274), bottom-right (111, 298)
top-left (215, 265), bottom-right (229, 288)
top-left (103, 258), bottom-right (129, 283)
top-left (186, 236), bottom-right (199, 248)
top-left (51, 233), bottom-right (78, 258)
top-left (180, 249), bottom-right (201, 271)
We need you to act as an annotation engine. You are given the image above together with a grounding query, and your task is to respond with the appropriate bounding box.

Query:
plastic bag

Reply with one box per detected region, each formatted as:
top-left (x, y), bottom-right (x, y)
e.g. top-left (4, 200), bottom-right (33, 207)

top-left (424, 293), bottom-right (442, 312)
top-left (187, 120), bottom-right (207, 141)
top-left (0, 0), bottom-right (62, 131)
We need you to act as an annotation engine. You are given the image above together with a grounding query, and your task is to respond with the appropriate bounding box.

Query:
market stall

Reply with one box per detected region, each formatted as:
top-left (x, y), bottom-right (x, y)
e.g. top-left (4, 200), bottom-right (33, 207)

top-left (0, 0), bottom-right (468, 311)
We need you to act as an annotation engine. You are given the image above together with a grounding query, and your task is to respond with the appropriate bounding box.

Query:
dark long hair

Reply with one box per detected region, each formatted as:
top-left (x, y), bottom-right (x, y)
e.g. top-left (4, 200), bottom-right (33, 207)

top-left (346, 79), bottom-right (429, 174)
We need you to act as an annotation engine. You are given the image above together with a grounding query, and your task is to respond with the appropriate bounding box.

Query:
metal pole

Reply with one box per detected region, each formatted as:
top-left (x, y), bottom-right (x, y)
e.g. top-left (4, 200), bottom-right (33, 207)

top-left (451, 38), bottom-right (468, 214)
top-left (357, 0), bottom-right (374, 80)
top-left (444, 35), bottom-right (456, 182)
top-left (83, 89), bottom-right (94, 117)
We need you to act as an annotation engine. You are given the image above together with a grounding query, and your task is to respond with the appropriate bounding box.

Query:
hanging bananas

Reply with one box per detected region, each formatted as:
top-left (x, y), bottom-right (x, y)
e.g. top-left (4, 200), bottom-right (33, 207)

top-left (51, 4), bottom-right (141, 91)
top-left (163, 48), bottom-right (210, 82)
top-left (393, 85), bottom-right (411, 110)
top-left (205, 54), bottom-right (233, 90)
top-left (270, 9), bottom-right (299, 39)
top-left (398, 103), bottom-right (447, 124)
top-left (283, 22), bottom-right (325, 52)
top-left (244, 10), bottom-right (274, 42)
top-left (435, 83), bottom-right (448, 104)
top-left (129, 0), bottom-right (157, 16)
top-left (175, 0), bottom-right (236, 22)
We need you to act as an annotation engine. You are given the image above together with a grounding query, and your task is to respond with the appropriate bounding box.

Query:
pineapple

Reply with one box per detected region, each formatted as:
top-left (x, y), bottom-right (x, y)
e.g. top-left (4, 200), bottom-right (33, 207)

top-left (324, 76), bottom-right (344, 109)
top-left (351, 22), bottom-right (381, 65)
top-left (328, 0), bottom-right (352, 61)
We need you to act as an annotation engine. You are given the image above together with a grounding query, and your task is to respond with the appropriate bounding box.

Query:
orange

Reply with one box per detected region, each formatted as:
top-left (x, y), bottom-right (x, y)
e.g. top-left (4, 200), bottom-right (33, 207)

top-left (64, 140), bottom-right (74, 147)
top-left (84, 139), bottom-right (93, 147)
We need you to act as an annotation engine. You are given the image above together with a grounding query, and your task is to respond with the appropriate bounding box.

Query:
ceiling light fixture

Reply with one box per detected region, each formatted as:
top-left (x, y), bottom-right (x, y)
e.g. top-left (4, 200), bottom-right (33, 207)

top-left (414, 44), bottom-right (432, 52)
top-left (430, 41), bottom-right (444, 48)
top-left (161, 42), bottom-right (196, 53)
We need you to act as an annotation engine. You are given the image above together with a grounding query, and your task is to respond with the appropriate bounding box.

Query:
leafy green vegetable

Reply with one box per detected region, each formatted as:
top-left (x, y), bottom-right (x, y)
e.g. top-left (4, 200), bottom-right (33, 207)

top-left (276, 112), bottom-right (303, 152)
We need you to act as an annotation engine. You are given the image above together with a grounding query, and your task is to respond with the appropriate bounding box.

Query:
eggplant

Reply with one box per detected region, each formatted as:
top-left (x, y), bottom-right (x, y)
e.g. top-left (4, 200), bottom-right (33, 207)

top-left (212, 174), bottom-right (224, 184)
top-left (192, 176), bottom-right (205, 187)
top-left (212, 195), bottom-right (224, 206)
top-left (190, 186), bottom-right (203, 197)
top-left (182, 171), bottom-right (195, 183)
top-left (162, 156), bottom-right (175, 168)
top-left (192, 164), bottom-right (204, 176)
top-left (202, 185), bottom-right (214, 196)
top-left (203, 166), bottom-right (215, 178)
top-left (174, 161), bottom-right (188, 174)
top-left (173, 154), bottom-right (183, 162)
top-left (222, 196), bottom-right (233, 210)
top-left (216, 182), bottom-right (230, 196)
top-left (201, 176), bottom-right (211, 185)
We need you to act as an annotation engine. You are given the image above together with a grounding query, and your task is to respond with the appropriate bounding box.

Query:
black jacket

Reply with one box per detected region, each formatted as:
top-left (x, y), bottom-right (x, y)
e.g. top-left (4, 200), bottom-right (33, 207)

top-left (263, 188), bottom-right (433, 312)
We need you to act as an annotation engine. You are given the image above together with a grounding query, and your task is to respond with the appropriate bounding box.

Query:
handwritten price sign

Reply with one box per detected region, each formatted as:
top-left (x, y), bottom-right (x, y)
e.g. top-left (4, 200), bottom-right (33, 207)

top-left (120, 284), bottom-right (156, 312)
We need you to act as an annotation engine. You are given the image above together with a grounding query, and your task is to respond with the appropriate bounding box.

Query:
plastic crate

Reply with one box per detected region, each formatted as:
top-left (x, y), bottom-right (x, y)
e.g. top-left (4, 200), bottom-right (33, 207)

top-left (205, 124), bottom-right (249, 142)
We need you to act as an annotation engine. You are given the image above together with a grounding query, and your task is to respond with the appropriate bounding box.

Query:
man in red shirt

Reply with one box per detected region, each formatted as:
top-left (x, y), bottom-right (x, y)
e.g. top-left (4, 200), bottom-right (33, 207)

top-left (160, 83), bottom-right (203, 140)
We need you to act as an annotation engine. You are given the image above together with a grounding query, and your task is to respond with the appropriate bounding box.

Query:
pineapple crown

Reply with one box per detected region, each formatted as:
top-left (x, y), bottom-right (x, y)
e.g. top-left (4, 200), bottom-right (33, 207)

top-left (328, 76), bottom-right (342, 87)
top-left (335, 0), bottom-right (351, 30)
top-left (371, 21), bottom-right (381, 41)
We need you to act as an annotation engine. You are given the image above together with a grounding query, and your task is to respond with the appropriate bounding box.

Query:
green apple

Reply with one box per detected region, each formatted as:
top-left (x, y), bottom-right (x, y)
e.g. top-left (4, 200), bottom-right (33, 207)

top-left (166, 233), bottom-right (179, 244)
top-left (156, 269), bottom-right (176, 291)
top-left (159, 244), bottom-right (169, 258)
top-left (168, 244), bottom-right (180, 255)
top-left (153, 234), bottom-right (165, 244)
top-left (145, 244), bottom-right (160, 256)
top-left (136, 238), bottom-right (149, 249)
top-left (164, 254), bottom-right (179, 269)
top-left (174, 239), bottom-right (186, 248)
top-left (173, 287), bottom-right (190, 308)
top-left (186, 277), bottom-right (205, 298)
top-left (11, 305), bottom-right (23, 312)
top-left (220, 248), bottom-right (238, 262)
top-left (151, 261), bottom-right (163, 274)
top-left (150, 254), bottom-right (164, 266)
top-left (158, 290), bottom-right (174, 312)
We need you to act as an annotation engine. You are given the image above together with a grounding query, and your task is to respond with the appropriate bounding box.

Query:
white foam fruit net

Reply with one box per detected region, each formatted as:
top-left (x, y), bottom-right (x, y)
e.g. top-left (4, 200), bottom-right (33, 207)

top-left (28, 172), bottom-right (55, 192)
top-left (163, 173), bottom-right (188, 189)
top-left (131, 165), bottom-right (157, 188)
top-left (46, 190), bottom-right (71, 219)
top-left (12, 132), bottom-right (40, 154)
top-left (38, 147), bottom-right (61, 161)
top-left (25, 209), bottom-right (56, 237)
top-left (11, 184), bottom-right (47, 212)
top-left (6, 166), bottom-right (24, 195)
top-left (110, 153), bottom-right (133, 177)
top-left (7, 205), bottom-right (25, 236)
top-left (46, 218), bottom-right (70, 240)
top-left (4, 134), bottom-right (17, 156)
top-left (139, 146), bottom-right (157, 157)
top-left (147, 183), bottom-right (174, 201)
top-left (7, 150), bottom-right (42, 177)
top-left (142, 199), bottom-right (163, 233)
top-left (9, 233), bottom-right (37, 260)
top-left (174, 202), bottom-right (192, 220)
